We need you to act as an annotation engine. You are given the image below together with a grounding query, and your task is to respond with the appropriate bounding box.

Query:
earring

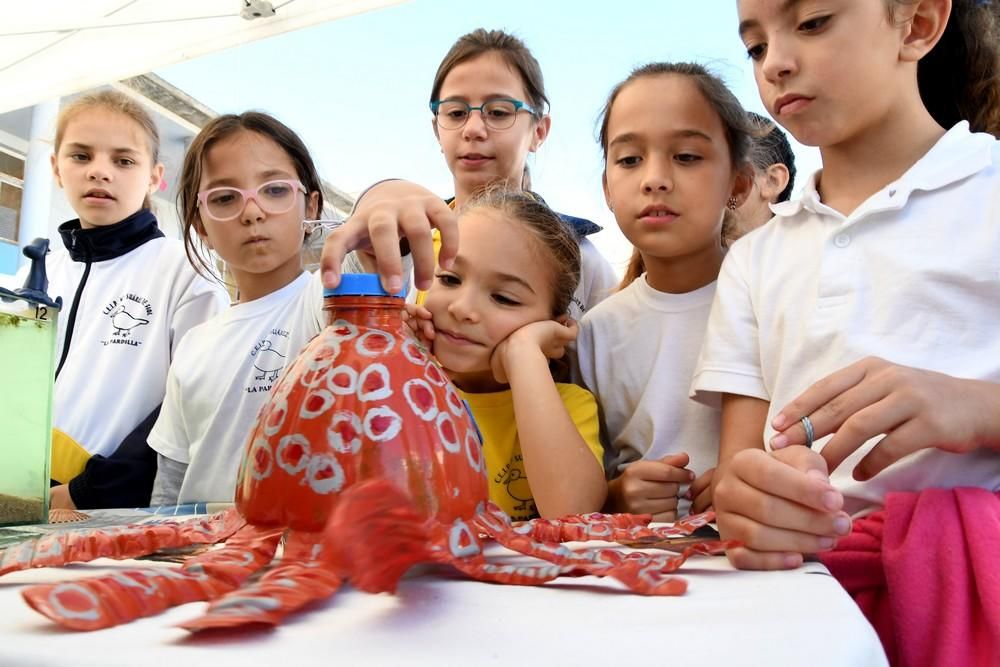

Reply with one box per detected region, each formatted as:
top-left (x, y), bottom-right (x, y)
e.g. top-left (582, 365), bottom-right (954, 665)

top-left (727, 197), bottom-right (738, 211)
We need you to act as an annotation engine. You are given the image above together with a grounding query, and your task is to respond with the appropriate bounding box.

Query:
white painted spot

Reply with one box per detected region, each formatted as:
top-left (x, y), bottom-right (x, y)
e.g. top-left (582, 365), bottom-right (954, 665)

top-left (403, 378), bottom-right (438, 422)
top-left (276, 434), bottom-right (311, 475)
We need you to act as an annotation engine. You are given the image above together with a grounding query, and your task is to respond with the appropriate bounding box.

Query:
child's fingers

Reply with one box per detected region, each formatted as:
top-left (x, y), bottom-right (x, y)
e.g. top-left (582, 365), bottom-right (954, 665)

top-left (397, 207), bottom-right (436, 291)
top-left (722, 511), bottom-right (838, 558)
top-left (726, 545), bottom-right (805, 571)
top-left (319, 222), bottom-right (367, 288)
top-left (624, 494), bottom-right (679, 517)
top-left (735, 446), bottom-right (842, 514)
top-left (658, 452), bottom-right (691, 470)
top-left (628, 460), bottom-right (691, 484)
top-left (420, 319), bottom-right (436, 342)
top-left (426, 199), bottom-right (459, 271)
top-left (851, 418), bottom-right (925, 481)
top-left (719, 471), bottom-right (847, 537)
top-left (690, 486), bottom-right (713, 514)
top-left (365, 211), bottom-right (408, 294)
top-left (770, 358), bottom-right (873, 432)
top-left (818, 397), bottom-right (908, 474)
top-left (688, 467), bottom-right (714, 498)
top-left (771, 378), bottom-right (889, 450)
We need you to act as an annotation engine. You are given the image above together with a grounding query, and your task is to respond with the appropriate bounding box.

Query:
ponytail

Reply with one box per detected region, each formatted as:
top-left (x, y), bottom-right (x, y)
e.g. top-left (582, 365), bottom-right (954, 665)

top-left (895, 0), bottom-right (1000, 137)
top-left (618, 249), bottom-right (646, 291)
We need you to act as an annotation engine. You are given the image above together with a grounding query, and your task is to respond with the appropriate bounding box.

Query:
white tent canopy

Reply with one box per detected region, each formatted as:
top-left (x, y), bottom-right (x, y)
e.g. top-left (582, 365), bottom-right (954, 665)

top-left (0, 0), bottom-right (407, 114)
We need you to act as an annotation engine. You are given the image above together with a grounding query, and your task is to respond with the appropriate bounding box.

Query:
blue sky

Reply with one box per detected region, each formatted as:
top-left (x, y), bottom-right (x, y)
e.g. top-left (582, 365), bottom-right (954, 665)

top-left (156, 0), bottom-right (821, 271)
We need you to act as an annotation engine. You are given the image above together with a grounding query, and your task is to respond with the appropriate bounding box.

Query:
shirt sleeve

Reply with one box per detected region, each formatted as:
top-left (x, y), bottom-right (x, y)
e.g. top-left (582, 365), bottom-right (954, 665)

top-left (150, 454), bottom-right (188, 507)
top-left (557, 384), bottom-right (604, 466)
top-left (169, 267), bottom-right (229, 358)
top-left (690, 244), bottom-right (770, 408)
top-left (572, 312), bottom-right (600, 392)
top-left (146, 366), bottom-right (192, 465)
top-left (578, 238), bottom-right (618, 312)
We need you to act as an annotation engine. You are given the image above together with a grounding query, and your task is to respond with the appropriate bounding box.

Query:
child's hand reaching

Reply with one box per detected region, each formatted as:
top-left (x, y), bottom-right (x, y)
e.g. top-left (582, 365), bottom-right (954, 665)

top-left (402, 303), bottom-right (436, 348)
top-left (607, 452), bottom-right (694, 522)
top-left (320, 180), bottom-right (458, 294)
top-left (490, 317), bottom-right (578, 385)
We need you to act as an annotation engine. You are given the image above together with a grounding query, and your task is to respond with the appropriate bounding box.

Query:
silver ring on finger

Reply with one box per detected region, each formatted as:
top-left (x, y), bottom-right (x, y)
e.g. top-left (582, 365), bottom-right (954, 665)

top-left (800, 415), bottom-right (815, 449)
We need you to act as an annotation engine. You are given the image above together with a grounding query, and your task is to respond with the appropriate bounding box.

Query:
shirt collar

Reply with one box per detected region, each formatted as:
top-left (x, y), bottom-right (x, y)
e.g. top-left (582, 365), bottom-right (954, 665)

top-left (58, 208), bottom-right (165, 262)
top-left (770, 121), bottom-right (997, 220)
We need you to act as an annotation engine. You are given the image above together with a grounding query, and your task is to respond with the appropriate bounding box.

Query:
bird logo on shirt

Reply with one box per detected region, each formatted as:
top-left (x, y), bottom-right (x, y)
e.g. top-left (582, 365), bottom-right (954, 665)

top-left (108, 304), bottom-right (149, 337)
top-left (503, 467), bottom-right (534, 513)
top-left (252, 339), bottom-right (287, 382)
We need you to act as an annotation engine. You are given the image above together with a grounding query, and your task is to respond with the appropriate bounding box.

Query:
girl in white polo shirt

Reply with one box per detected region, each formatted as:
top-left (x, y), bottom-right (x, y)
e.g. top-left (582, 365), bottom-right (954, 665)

top-left (696, 0), bottom-right (1000, 661)
top-left (41, 91), bottom-right (228, 510)
top-left (575, 62), bottom-right (753, 521)
top-left (148, 112), bottom-right (334, 505)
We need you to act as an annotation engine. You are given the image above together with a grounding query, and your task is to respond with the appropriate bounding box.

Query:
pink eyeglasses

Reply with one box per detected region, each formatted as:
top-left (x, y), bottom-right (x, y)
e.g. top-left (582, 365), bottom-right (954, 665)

top-left (197, 179), bottom-right (307, 222)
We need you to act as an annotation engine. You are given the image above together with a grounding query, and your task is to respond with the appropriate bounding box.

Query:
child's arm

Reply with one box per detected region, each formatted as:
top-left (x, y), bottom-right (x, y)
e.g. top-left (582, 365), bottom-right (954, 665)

top-left (494, 319), bottom-right (607, 518)
top-left (768, 356), bottom-right (1000, 480)
top-left (607, 453), bottom-right (693, 521)
top-left (320, 180), bottom-right (458, 293)
top-left (714, 394), bottom-right (851, 570)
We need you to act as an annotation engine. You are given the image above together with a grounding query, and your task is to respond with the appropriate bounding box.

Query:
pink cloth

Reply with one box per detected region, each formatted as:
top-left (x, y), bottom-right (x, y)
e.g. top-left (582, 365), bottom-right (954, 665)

top-left (821, 488), bottom-right (1000, 667)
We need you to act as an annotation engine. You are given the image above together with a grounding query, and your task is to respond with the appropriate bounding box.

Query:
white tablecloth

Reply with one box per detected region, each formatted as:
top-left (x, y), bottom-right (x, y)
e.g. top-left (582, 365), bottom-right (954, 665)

top-left (0, 541), bottom-right (888, 666)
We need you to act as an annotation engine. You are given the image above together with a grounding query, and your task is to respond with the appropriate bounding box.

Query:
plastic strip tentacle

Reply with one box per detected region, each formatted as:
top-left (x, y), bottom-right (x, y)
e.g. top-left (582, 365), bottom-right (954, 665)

top-left (0, 509), bottom-right (245, 577)
top-left (474, 504), bottom-right (717, 544)
top-left (467, 505), bottom-right (732, 595)
top-left (21, 523), bottom-right (284, 631)
top-left (181, 530), bottom-right (343, 631)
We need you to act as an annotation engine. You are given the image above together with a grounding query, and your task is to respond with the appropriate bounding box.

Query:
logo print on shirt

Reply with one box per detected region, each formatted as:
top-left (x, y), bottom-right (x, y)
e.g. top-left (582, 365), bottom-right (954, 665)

top-left (246, 328), bottom-right (291, 394)
top-left (494, 453), bottom-right (536, 521)
top-left (101, 294), bottom-right (153, 347)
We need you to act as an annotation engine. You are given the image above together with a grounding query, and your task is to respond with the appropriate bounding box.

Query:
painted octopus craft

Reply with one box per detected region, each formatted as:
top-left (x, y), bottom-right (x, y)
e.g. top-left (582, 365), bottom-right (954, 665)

top-left (0, 278), bottom-right (731, 632)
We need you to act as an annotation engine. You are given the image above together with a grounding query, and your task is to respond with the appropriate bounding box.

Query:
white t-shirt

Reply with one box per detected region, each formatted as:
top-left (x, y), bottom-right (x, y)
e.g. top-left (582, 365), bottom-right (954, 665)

top-left (45, 237), bottom-right (229, 457)
top-left (148, 271), bottom-right (325, 503)
top-left (577, 276), bottom-right (719, 515)
top-left (575, 237), bottom-right (618, 320)
top-left (691, 122), bottom-right (1000, 516)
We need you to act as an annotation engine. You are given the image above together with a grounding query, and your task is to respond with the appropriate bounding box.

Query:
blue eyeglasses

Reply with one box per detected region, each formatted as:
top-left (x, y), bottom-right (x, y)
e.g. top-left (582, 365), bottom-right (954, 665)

top-left (430, 98), bottom-right (539, 130)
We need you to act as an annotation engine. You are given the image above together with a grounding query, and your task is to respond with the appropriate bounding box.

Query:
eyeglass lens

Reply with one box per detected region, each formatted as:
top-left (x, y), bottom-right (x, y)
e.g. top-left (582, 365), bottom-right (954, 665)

top-left (205, 181), bottom-right (298, 220)
top-left (436, 100), bottom-right (521, 130)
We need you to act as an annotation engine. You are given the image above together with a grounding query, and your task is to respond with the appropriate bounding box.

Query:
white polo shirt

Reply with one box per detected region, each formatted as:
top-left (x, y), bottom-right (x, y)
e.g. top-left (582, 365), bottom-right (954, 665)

top-left (691, 122), bottom-right (1000, 516)
top-left (148, 271), bottom-right (325, 504)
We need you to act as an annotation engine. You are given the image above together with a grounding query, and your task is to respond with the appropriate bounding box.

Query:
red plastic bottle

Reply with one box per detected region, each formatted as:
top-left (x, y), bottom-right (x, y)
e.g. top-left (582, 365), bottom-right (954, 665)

top-left (235, 274), bottom-right (487, 531)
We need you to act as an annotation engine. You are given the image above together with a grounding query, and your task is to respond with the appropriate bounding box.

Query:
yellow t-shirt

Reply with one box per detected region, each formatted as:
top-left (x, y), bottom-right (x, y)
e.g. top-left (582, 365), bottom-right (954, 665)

top-left (460, 383), bottom-right (603, 521)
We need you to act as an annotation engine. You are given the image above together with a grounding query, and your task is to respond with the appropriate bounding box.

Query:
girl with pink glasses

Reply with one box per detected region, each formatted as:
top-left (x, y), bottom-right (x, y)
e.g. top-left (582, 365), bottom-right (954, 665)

top-left (148, 111), bottom-right (361, 505)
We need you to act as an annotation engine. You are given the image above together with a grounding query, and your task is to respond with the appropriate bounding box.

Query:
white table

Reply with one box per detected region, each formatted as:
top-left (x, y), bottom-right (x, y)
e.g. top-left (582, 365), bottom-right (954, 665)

top-left (0, 538), bottom-right (887, 667)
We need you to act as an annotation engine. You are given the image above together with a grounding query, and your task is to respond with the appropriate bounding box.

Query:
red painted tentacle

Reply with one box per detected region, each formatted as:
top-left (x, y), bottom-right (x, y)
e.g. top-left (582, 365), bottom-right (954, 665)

top-left (0, 509), bottom-right (244, 577)
top-left (182, 530), bottom-right (342, 631)
top-left (474, 506), bottom-right (718, 545)
top-left (473, 511), bottom-right (735, 595)
top-left (21, 524), bottom-right (283, 631)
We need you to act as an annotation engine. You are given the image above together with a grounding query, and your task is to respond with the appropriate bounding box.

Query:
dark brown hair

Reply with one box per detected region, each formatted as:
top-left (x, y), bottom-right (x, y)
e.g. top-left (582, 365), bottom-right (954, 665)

top-left (889, 0), bottom-right (1000, 137)
top-left (461, 187), bottom-right (580, 319)
top-left (597, 62), bottom-right (755, 289)
top-left (55, 90), bottom-right (161, 210)
top-left (177, 111), bottom-right (324, 281)
top-left (430, 28), bottom-right (549, 119)
top-left (747, 111), bottom-right (796, 203)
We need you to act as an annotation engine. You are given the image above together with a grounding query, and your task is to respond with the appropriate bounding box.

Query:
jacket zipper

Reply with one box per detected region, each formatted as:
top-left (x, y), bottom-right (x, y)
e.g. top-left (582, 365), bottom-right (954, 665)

top-left (55, 230), bottom-right (91, 379)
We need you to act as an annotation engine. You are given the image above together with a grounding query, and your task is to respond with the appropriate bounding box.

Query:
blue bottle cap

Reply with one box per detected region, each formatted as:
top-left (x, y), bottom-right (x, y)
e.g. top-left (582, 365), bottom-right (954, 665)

top-left (323, 273), bottom-right (408, 298)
